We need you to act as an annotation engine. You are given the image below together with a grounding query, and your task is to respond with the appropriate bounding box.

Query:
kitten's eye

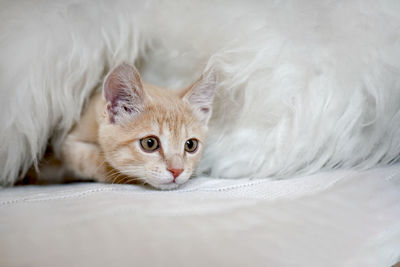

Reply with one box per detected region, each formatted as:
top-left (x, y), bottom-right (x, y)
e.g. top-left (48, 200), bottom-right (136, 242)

top-left (185, 139), bottom-right (198, 153)
top-left (140, 136), bottom-right (159, 152)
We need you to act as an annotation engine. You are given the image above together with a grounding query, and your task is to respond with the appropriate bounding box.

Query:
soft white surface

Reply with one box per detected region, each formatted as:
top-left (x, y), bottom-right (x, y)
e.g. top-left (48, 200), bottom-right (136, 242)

top-left (1, 0), bottom-right (400, 184)
top-left (1, 166), bottom-right (400, 266)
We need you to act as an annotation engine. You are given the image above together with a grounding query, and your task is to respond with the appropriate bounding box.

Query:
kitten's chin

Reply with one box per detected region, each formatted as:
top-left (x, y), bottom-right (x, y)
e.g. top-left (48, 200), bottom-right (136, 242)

top-left (147, 181), bottom-right (181, 190)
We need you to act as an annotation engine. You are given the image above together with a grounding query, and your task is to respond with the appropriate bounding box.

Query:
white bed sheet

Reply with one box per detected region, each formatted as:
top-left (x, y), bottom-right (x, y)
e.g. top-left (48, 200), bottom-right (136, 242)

top-left (1, 166), bottom-right (400, 267)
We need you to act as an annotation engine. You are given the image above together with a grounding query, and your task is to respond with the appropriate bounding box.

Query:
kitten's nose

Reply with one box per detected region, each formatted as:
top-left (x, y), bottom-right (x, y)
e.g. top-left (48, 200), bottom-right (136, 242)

top-left (168, 168), bottom-right (184, 179)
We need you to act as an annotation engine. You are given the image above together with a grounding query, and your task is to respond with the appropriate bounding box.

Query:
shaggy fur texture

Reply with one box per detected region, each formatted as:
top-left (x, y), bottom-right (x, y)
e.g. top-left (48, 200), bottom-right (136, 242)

top-left (1, 0), bottom-right (400, 185)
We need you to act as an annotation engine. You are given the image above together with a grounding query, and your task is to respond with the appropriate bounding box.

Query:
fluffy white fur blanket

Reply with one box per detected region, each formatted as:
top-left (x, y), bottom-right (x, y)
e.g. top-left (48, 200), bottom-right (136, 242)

top-left (1, 0), bottom-right (400, 185)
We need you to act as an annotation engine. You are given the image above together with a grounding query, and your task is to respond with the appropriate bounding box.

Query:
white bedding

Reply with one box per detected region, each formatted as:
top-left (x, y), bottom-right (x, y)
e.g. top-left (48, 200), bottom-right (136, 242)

top-left (1, 166), bottom-right (400, 266)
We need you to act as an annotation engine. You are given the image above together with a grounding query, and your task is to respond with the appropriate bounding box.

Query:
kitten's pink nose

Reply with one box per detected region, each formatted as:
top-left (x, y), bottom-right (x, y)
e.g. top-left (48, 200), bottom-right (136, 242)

top-left (168, 168), bottom-right (184, 179)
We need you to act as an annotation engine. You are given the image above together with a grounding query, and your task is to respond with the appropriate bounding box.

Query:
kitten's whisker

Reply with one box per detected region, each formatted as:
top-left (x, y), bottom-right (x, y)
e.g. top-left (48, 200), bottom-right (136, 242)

top-left (124, 177), bottom-right (141, 184)
top-left (105, 169), bottom-right (123, 184)
top-left (94, 159), bottom-right (107, 174)
top-left (112, 172), bottom-right (126, 184)
top-left (104, 170), bottom-right (119, 181)
top-left (116, 175), bottom-right (130, 184)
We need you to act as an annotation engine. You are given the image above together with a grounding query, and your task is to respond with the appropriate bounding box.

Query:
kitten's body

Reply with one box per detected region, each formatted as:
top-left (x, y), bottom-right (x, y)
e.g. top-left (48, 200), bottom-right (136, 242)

top-left (35, 64), bottom-right (216, 190)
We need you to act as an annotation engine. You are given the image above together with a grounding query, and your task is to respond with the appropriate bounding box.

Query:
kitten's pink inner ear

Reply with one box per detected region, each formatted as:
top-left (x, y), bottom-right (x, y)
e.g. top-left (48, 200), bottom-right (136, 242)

top-left (182, 69), bottom-right (217, 124)
top-left (103, 63), bottom-right (146, 123)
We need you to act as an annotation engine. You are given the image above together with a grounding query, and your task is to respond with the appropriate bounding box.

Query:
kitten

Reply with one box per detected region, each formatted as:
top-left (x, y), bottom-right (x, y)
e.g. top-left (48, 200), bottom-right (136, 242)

top-left (58, 63), bottom-right (216, 189)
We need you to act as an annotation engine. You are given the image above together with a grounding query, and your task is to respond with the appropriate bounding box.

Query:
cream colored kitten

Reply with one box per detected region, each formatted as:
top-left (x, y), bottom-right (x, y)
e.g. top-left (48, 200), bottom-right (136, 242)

top-left (59, 63), bottom-right (216, 189)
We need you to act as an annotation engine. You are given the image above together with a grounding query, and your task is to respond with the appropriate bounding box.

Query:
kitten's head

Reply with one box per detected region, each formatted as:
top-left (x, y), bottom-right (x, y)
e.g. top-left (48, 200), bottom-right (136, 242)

top-left (98, 63), bottom-right (216, 189)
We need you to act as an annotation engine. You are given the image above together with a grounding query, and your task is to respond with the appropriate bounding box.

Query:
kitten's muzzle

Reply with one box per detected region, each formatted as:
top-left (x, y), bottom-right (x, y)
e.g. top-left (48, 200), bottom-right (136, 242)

top-left (166, 154), bottom-right (184, 179)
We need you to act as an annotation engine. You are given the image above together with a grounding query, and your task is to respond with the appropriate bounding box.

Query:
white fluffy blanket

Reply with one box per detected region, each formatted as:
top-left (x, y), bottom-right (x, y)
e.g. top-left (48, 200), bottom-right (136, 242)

top-left (1, 0), bottom-right (400, 184)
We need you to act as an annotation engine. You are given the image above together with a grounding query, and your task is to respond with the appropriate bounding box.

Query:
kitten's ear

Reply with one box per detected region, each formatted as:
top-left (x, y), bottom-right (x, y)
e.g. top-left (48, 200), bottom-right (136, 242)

top-left (103, 63), bottom-right (146, 123)
top-left (182, 69), bottom-right (217, 125)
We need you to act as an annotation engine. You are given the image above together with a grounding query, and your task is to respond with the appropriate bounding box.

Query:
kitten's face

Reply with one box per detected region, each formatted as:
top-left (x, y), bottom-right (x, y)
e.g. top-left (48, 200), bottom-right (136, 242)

top-left (98, 63), bottom-right (216, 189)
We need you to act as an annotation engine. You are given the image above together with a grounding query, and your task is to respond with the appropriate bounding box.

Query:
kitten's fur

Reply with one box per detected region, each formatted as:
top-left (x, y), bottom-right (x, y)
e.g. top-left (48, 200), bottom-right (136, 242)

top-left (56, 63), bottom-right (216, 189)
